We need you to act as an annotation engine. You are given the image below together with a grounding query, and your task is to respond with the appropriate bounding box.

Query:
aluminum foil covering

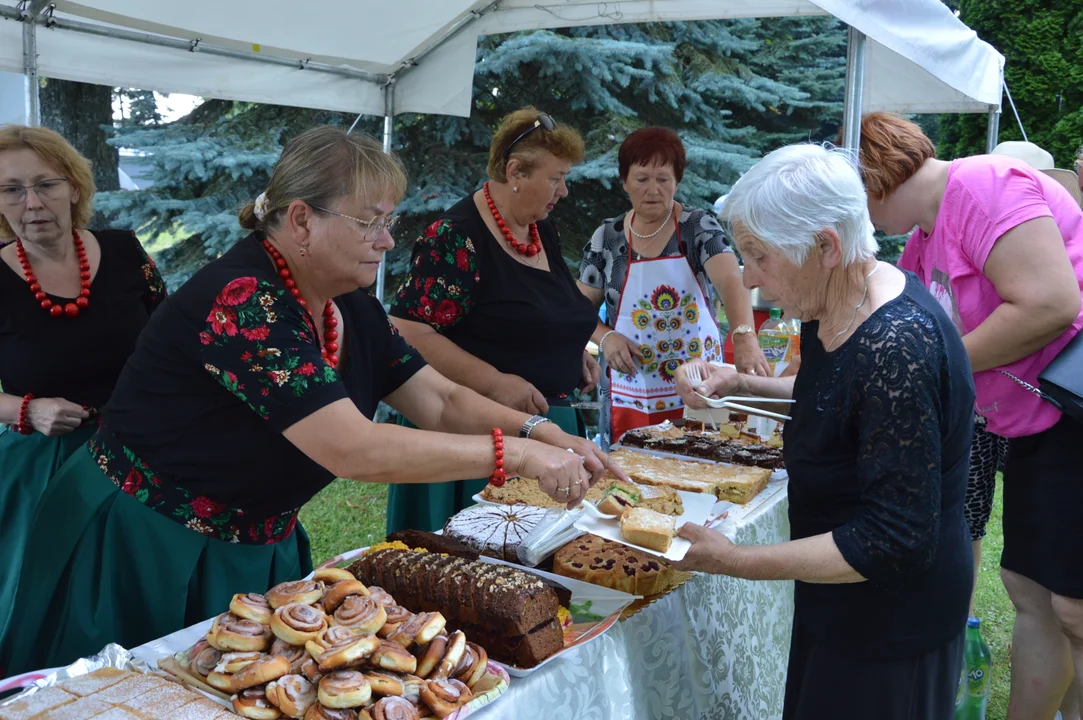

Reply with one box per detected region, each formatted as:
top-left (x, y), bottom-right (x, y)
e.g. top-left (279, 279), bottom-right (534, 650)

top-left (0, 643), bottom-right (152, 707)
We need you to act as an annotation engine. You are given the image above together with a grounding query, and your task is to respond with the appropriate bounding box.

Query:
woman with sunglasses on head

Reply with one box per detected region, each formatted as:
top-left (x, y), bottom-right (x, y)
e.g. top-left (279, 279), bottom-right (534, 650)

top-left (577, 127), bottom-right (768, 447)
top-left (387, 107), bottom-right (609, 533)
top-left (1, 126), bottom-right (613, 674)
top-left (0, 125), bottom-right (166, 653)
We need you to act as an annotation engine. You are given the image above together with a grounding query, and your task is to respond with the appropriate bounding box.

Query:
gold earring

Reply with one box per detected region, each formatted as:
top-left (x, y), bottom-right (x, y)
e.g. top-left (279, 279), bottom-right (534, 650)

top-left (299, 246), bottom-right (308, 258)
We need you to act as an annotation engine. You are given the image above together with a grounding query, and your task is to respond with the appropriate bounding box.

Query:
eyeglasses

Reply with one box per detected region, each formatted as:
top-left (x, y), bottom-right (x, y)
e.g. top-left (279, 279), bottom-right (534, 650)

top-left (505, 114), bottom-right (556, 160)
top-left (0, 178), bottom-right (70, 206)
top-left (311, 205), bottom-right (400, 237)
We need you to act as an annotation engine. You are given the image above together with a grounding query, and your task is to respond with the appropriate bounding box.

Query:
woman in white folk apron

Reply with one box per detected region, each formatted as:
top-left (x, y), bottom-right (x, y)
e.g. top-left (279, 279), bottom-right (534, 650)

top-left (577, 127), bottom-right (767, 447)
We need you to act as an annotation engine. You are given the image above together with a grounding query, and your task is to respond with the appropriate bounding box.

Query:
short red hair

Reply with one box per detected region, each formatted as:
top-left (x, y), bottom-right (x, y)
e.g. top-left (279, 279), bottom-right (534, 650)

top-left (851, 112), bottom-right (936, 199)
top-left (618, 127), bottom-right (687, 182)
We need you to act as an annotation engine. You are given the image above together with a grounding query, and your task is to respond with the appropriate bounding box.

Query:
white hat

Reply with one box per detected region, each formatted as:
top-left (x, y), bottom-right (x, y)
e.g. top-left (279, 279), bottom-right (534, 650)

top-left (992, 141), bottom-right (1082, 206)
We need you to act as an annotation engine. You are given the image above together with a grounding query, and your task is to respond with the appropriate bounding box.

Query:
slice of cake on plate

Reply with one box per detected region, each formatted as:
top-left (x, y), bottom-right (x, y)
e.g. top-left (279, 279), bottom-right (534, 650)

top-left (619, 508), bottom-right (677, 553)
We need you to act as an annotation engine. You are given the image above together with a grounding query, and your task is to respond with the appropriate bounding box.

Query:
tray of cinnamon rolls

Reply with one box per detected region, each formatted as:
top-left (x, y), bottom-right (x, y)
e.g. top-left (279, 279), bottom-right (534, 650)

top-left (152, 568), bottom-right (508, 719)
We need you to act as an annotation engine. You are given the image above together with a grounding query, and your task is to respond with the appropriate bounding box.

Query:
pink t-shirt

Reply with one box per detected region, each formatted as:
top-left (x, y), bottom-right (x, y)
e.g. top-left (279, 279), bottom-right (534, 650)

top-left (898, 155), bottom-right (1083, 438)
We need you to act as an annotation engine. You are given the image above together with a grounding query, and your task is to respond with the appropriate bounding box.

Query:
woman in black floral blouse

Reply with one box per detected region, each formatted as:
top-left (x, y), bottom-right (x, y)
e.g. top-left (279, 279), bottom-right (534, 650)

top-left (674, 144), bottom-right (975, 718)
top-left (386, 107), bottom-right (601, 533)
top-left (0, 125), bottom-right (166, 656)
top-left (1, 126), bottom-right (616, 675)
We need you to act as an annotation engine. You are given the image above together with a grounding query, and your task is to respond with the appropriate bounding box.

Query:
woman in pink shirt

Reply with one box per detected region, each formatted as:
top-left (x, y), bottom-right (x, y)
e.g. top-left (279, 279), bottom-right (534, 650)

top-left (857, 112), bottom-right (1083, 719)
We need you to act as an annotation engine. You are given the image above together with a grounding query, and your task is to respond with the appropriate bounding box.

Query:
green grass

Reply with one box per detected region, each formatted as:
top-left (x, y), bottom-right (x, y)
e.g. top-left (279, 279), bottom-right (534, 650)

top-left (974, 477), bottom-right (1011, 717)
top-left (298, 479), bottom-right (388, 566)
top-left (298, 476), bottom-right (1015, 711)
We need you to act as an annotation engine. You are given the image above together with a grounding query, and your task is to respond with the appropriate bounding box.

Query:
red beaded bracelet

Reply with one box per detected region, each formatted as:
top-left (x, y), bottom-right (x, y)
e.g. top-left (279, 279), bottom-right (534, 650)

top-left (488, 428), bottom-right (506, 487)
top-left (15, 393), bottom-right (34, 435)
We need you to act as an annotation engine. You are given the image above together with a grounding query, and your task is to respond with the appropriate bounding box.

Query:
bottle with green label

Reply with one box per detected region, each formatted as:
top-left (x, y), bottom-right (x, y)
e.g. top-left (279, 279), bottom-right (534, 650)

top-left (758, 308), bottom-right (791, 376)
top-left (955, 617), bottom-right (991, 719)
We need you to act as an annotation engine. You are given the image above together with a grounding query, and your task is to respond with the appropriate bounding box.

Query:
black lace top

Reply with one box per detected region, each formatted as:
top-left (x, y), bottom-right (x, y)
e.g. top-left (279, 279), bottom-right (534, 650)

top-left (784, 271), bottom-right (975, 658)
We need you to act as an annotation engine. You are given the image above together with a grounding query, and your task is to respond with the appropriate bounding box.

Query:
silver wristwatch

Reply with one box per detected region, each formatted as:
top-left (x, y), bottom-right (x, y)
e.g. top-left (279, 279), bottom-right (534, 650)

top-left (520, 415), bottom-right (551, 439)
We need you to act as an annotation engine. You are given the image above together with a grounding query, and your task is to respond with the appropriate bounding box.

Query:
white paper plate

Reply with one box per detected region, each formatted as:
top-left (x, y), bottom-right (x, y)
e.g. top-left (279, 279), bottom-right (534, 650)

top-left (571, 489), bottom-right (716, 562)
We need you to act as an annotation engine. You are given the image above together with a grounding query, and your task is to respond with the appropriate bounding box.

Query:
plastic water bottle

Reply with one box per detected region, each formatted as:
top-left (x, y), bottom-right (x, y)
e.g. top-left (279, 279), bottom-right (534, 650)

top-left (758, 308), bottom-right (791, 376)
top-left (955, 617), bottom-right (992, 719)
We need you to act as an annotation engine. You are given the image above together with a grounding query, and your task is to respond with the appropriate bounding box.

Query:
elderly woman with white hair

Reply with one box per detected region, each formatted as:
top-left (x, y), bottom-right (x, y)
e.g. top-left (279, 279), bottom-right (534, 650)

top-left (673, 144), bottom-right (976, 719)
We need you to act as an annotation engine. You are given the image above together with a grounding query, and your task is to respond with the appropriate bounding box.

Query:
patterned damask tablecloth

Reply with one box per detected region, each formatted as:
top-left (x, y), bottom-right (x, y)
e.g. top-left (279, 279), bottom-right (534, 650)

top-left (486, 482), bottom-right (794, 720)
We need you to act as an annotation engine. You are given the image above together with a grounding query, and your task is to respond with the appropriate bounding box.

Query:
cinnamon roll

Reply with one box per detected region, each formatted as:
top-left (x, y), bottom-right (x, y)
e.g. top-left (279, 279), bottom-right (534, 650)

top-left (377, 605), bottom-right (413, 639)
top-left (318, 671), bottom-right (372, 709)
top-left (313, 567), bottom-right (356, 585)
top-left (363, 671), bottom-right (403, 697)
top-left (419, 679), bottom-right (472, 719)
top-left (368, 640), bottom-right (418, 675)
top-left (386, 612), bottom-right (445, 649)
top-left (232, 685), bottom-right (284, 719)
top-left (369, 696), bottom-right (420, 720)
top-left (332, 596), bottom-right (386, 635)
top-left (433, 631), bottom-right (465, 680)
top-left (413, 635), bottom-right (447, 679)
top-left (231, 654), bottom-right (292, 692)
top-left (315, 634), bottom-right (381, 672)
top-left (397, 675), bottom-right (425, 706)
top-left (324, 580), bottom-right (370, 614)
top-left (215, 651), bottom-right (264, 674)
top-left (208, 612), bottom-right (274, 652)
top-left (305, 626), bottom-right (361, 661)
top-left (365, 587), bottom-right (394, 607)
top-left (266, 674), bottom-right (318, 719)
top-left (304, 705), bottom-right (359, 720)
top-left (267, 580), bottom-right (325, 609)
top-left (206, 669), bottom-right (236, 693)
top-left (271, 603), bottom-right (330, 646)
top-left (272, 638), bottom-right (309, 674)
top-left (451, 642), bottom-right (487, 689)
top-left (301, 657), bottom-right (325, 685)
top-left (187, 639), bottom-right (222, 679)
top-left (232, 592), bottom-right (274, 625)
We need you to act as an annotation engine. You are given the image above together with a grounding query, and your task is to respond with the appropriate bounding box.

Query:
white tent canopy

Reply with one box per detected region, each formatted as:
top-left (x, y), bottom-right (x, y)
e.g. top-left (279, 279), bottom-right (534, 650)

top-left (1, 0), bottom-right (1004, 119)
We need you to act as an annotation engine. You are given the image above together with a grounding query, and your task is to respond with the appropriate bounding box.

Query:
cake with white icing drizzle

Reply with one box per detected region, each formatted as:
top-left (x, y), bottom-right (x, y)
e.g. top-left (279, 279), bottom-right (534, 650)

top-left (442, 503), bottom-right (547, 562)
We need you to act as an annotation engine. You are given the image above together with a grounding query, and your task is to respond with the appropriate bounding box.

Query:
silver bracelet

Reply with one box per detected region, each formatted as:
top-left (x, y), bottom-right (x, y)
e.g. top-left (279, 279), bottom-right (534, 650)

top-left (520, 415), bottom-right (551, 439)
top-left (598, 330), bottom-right (617, 352)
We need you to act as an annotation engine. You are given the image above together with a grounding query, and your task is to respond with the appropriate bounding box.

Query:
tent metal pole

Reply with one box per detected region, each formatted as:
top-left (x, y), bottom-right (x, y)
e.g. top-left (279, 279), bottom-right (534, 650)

top-left (376, 82), bottom-right (395, 305)
top-left (840, 26), bottom-right (867, 150)
top-left (0, 4), bottom-right (388, 86)
top-left (392, 0), bottom-right (498, 79)
top-left (985, 106), bottom-right (1000, 153)
top-left (22, 13), bottom-right (39, 125)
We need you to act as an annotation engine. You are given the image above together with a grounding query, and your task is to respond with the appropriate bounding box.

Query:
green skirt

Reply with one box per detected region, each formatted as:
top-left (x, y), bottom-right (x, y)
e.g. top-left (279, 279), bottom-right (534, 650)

top-left (0, 446), bottom-right (312, 675)
top-left (385, 406), bottom-right (586, 534)
top-left (0, 425), bottom-right (94, 652)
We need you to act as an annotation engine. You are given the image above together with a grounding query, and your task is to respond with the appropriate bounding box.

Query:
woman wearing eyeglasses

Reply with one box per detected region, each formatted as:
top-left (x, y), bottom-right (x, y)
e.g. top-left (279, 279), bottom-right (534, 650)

top-left (1, 126), bottom-right (615, 674)
top-left (0, 125), bottom-right (166, 651)
top-left (384, 107), bottom-right (602, 533)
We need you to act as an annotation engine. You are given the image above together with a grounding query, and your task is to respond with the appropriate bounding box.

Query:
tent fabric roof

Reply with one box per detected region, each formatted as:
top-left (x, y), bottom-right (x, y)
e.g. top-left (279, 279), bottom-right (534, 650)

top-left (0, 0), bottom-right (1004, 117)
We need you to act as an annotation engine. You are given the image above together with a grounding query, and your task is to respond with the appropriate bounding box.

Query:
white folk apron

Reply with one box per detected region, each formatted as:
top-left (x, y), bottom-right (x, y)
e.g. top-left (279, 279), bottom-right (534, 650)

top-left (608, 219), bottom-right (723, 442)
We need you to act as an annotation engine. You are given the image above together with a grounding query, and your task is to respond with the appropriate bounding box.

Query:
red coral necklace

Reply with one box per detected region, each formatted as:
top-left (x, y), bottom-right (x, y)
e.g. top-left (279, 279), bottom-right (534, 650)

top-left (483, 181), bottom-right (542, 258)
top-left (16, 229), bottom-right (91, 318)
top-left (262, 238), bottom-right (339, 368)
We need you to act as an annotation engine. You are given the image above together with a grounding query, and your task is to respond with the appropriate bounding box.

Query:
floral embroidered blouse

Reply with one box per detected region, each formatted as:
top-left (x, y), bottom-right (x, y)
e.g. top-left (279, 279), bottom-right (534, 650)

top-left (0, 228), bottom-right (166, 409)
top-left (97, 233), bottom-right (426, 544)
top-left (388, 195), bottom-right (596, 399)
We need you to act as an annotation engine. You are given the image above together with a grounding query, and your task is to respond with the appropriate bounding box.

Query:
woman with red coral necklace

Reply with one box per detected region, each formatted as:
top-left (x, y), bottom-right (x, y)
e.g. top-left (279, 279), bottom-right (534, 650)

top-left (0, 125), bottom-right (166, 655)
top-left (387, 107), bottom-right (602, 533)
top-left (2, 126), bottom-right (621, 675)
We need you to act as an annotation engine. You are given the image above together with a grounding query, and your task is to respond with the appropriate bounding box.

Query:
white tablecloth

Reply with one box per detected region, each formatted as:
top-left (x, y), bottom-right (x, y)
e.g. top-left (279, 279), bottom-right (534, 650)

top-left (484, 482), bottom-right (793, 720)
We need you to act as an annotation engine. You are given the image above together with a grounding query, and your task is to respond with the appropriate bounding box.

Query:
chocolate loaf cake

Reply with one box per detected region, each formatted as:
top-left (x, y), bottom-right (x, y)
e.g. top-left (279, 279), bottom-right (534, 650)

top-left (385, 529), bottom-right (479, 559)
top-left (449, 618), bottom-right (565, 669)
top-left (349, 549), bottom-right (566, 668)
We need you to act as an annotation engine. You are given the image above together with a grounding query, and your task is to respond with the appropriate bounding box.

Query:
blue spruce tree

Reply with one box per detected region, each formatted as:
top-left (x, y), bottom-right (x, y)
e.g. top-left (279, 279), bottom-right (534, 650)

top-left (100, 18), bottom-right (846, 293)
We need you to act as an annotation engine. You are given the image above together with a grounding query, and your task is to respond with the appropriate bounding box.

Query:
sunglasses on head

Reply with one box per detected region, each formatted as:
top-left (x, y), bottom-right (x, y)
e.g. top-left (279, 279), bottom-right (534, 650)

top-left (505, 113), bottom-right (556, 160)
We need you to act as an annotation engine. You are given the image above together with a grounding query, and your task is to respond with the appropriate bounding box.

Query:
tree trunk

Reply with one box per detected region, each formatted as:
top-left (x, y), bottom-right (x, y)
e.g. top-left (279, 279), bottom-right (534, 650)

top-left (39, 79), bottom-right (119, 193)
